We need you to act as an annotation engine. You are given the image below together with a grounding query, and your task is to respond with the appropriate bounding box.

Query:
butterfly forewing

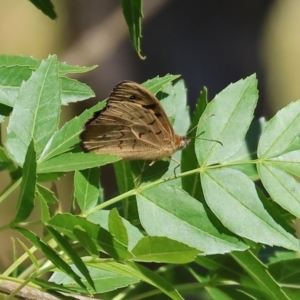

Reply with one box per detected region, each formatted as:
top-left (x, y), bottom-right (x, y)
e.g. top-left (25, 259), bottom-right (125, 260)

top-left (80, 81), bottom-right (190, 161)
top-left (109, 81), bottom-right (175, 137)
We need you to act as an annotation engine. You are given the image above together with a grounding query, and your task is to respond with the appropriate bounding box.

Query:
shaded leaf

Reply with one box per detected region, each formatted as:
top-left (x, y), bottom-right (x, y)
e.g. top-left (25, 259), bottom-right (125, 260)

top-left (28, 0), bottom-right (57, 19)
top-left (122, 0), bottom-right (144, 59)
top-left (73, 226), bottom-right (99, 257)
top-left (13, 141), bottom-right (36, 223)
top-left (182, 87), bottom-right (208, 200)
top-left (17, 228), bottom-right (87, 291)
top-left (47, 214), bottom-right (133, 261)
top-left (47, 226), bottom-right (95, 291)
top-left (88, 210), bottom-right (144, 252)
top-left (232, 250), bottom-right (289, 300)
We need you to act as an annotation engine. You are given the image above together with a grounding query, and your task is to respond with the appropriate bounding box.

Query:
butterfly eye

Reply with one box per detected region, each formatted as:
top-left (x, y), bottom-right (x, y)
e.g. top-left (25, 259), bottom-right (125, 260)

top-left (129, 95), bottom-right (136, 101)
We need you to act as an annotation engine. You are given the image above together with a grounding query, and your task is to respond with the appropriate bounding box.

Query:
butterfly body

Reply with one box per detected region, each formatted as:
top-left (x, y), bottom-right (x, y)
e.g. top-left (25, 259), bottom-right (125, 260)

top-left (80, 81), bottom-right (190, 162)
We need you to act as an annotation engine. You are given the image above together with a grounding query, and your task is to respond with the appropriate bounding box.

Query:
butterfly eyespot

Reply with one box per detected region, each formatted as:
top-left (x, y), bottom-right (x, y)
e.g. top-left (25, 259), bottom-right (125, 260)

top-left (129, 95), bottom-right (136, 101)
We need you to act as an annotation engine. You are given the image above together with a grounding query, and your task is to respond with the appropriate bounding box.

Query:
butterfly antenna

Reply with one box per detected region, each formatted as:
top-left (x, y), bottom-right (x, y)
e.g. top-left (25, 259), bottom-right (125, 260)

top-left (199, 137), bottom-right (223, 146)
top-left (186, 114), bottom-right (217, 136)
top-left (192, 130), bottom-right (223, 146)
top-left (186, 124), bottom-right (198, 136)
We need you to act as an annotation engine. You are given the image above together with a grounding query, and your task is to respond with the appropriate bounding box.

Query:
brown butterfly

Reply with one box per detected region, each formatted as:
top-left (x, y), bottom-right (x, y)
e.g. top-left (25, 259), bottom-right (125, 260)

top-left (80, 81), bottom-right (191, 165)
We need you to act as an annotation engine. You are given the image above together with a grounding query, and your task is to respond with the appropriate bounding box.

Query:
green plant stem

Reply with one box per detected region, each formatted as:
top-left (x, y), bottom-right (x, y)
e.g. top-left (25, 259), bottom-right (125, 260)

top-left (1, 245), bottom-right (38, 277)
top-left (85, 160), bottom-right (257, 215)
top-left (0, 178), bottom-right (21, 204)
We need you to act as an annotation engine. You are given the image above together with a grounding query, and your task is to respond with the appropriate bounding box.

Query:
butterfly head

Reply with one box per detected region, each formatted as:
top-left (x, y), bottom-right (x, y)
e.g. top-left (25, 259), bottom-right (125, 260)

top-left (177, 136), bottom-right (191, 150)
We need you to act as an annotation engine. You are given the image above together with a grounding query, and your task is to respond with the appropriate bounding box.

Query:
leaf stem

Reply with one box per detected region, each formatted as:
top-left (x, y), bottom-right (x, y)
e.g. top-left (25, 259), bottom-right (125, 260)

top-left (85, 160), bottom-right (257, 215)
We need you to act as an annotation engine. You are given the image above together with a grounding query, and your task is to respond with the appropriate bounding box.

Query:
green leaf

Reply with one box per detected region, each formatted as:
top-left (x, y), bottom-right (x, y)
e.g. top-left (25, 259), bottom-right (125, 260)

top-left (6, 55), bottom-right (61, 166)
top-left (37, 192), bottom-right (51, 223)
top-left (28, 0), bottom-right (57, 19)
top-left (0, 65), bottom-right (31, 107)
top-left (232, 250), bottom-right (289, 300)
top-left (17, 227), bottom-right (87, 290)
top-left (60, 77), bottom-right (95, 106)
top-left (131, 236), bottom-right (199, 263)
top-left (114, 160), bottom-right (138, 223)
top-left (170, 80), bottom-right (190, 135)
top-left (122, 0), bottom-right (145, 59)
top-left (18, 239), bottom-right (39, 271)
top-left (258, 163), bottom-right (300, 218)
top-left (125, 261), bottom-right (184, 300)
top-left (88, 210), bottom-right (144, 252)
top-left (270, 150), bottom-right (300, 177)
top-left (0, 146), bottom-right (14, 172)
top-left (94, 227), bottom-right (133, 261)
top-left (108, 208), bottom-right (129, 247)
top-left (81, 259), bottom-right (183, 299)
top-left (223, 118), bottom-right (265, 180)
top-left (47, 226), bottom-right (95, 291)
top-left (142, 74), bottom-right (180, 94)
top-left (38, 100), bottom-right (106, 162)
top-left (13, 141), bottom-right (37, 223)
top-left (0, 103), bottom-right (12, 124)
top-left (0, 55), bottom-right (96, 107)
top-left (205, 286), bottom-right (262, 300)
top-left (91, 260), bottom-right (184, 299)
top-left (47, 214), bottom-right (133, 261)
top-left (73, 226), bottom-right (99, 257)
top-left (201, 167), bottom-right (300, 251)
top-left (256, 186), bottom-right (296, 235)
top-left (37, 152), bottom-right (120, 173)
top-left (32, 278), bottom-right (78, 295)
top-left (161, 80), bottom-right (190, 179)
top-left (36, 184), bottom-right (58, 204)
top-left (258, 100), bottom-right (300, 159)
top-left (50, 265), bottom-right (139, 293)
top-left (196, 74), bottom-right (258, 166)
top-left (58, 62), bottom-right (97, 75)
top-left (37, 172), bottom-right (65, 182)
top-left (193, 255), bottom-right (268, 299)
top-left (74, 168), bottom-right (100, 213)
top-left (36, 184), bottom-right (53, 222)
top-left (268, 253), bottom-right (300, 287)
top-left (137, 185), bottom-right (248, 254)
top-left (182, 87), bottom-right (208, 200)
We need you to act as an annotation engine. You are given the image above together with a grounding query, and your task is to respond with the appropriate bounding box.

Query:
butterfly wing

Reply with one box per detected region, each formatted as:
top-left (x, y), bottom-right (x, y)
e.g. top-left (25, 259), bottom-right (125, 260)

top-left (81, 81), bottom-right (181, 160)
top-left (108, 81), bottom-right (175, 137)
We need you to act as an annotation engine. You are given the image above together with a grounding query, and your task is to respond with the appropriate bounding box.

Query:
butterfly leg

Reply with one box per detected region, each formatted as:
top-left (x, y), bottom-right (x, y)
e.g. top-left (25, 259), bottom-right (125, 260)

top-left (149, 160), bottom-right (156, 167)
top-left (133, 161), bottom-right (151, 185)
top-left (170, 157), bottom-right (181, 177)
